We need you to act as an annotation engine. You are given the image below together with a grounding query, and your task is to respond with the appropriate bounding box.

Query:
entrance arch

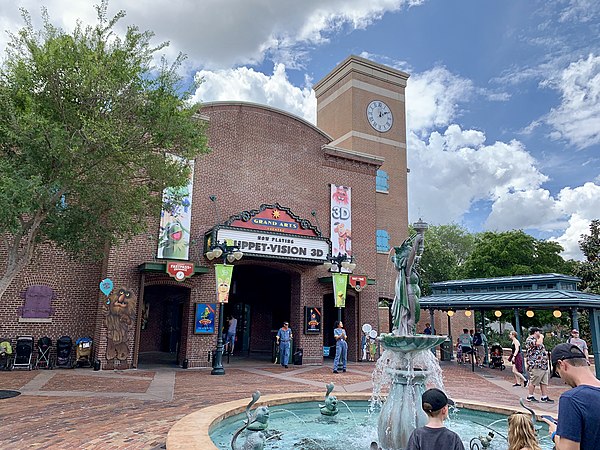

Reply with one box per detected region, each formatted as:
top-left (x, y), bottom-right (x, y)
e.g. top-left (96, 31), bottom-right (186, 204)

top-left (138, 284), bottom-right (190, 366)
top-left (223, 264), bottom-right (292, 358)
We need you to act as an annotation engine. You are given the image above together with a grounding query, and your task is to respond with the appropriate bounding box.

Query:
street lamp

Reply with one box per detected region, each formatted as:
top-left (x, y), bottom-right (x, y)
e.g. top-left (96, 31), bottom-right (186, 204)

top-left (323, 253), bottom-right (356, 322)
top-left (205, 240), bottom-right (243, 375)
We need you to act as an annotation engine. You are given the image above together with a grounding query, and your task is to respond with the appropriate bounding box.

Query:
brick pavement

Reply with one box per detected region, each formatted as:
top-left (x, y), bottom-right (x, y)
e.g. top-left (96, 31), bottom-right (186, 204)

top-left (0, 358), bottom-right (572, 449)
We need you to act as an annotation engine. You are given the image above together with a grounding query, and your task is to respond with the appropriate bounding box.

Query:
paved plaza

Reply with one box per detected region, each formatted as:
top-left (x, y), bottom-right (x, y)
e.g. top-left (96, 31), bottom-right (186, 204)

top-left (0, 357), bottom-right (571, 449)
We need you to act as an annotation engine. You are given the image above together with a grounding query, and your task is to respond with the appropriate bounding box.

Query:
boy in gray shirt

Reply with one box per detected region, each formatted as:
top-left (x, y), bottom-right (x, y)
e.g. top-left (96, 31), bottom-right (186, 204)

top-left (406, 388), bottom-right (465, 450)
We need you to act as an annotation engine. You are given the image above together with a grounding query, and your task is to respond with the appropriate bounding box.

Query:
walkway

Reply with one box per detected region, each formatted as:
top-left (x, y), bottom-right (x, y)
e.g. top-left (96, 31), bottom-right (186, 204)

top-left (0, 358), bottom-right (571, 449)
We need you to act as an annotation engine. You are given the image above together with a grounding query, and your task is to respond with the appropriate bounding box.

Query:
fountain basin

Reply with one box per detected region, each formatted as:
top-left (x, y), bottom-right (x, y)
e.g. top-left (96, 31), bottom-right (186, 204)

top-left (378, 334), bottom-right (447, 353)
top-left (166, 393), bottom-right (553, 450)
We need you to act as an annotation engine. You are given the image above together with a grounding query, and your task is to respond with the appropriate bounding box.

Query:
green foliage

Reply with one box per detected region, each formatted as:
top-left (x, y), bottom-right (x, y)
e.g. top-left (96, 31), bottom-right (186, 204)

top-left (574, 220), bottom-right (600, 294)
top-left (419, 224), bottom-right (476, 295)
top-left (0, 2), bottom-right (209, 295)
top-left (460, 230), bottom-right (569, 278)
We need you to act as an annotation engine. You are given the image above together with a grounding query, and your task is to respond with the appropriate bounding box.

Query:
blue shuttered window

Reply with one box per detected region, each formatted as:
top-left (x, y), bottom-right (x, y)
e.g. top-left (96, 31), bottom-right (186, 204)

top-left (376, 229), bottom-right (390, 253)
top-left (376, 169), bottom-right (389, 192)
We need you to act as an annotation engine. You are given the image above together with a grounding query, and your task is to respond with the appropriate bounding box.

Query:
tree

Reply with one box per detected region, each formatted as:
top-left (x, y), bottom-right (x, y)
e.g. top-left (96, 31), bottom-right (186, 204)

top-left (573, 220), bottom-right (600, 294)
top-left (419, 224), bottom-right (476, 295)
top-left (461, 230), bottom-right (569, 278)
top-left (0, 2), bottom-right (209, 299)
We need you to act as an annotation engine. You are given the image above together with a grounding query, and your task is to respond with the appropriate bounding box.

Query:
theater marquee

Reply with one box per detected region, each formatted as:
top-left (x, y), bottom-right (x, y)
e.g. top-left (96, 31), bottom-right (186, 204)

top-left (205, 203), bottom-right (331, 263)
top-left (215, 227), bottom-right (329, 262)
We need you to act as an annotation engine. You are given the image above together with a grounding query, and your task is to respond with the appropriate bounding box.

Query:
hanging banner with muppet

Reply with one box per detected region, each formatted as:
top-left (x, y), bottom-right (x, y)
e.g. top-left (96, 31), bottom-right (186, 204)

top-left (215, 264), bottom-right (234, 303)
top-left (330, 184), bottom-right (352, 258)
top-left (157, 157), bottom-right (194, 260)
top-left (332, 272), bottom-right (348, 308)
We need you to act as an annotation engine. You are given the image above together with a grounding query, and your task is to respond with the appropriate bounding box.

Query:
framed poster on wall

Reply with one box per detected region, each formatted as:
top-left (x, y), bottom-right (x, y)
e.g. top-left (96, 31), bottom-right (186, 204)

top-left (194, 303), bottom-right (216, 334)
top-left (304, 306), bottom-right (322, 334)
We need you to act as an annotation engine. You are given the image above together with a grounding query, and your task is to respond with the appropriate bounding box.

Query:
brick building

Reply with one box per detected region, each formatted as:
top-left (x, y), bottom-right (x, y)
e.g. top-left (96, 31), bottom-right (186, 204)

top-left (0, 55), bottom-right (411, 369)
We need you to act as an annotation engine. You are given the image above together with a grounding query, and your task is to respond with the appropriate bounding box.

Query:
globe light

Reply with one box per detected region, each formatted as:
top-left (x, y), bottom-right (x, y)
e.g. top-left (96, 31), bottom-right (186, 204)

top-left (494, 310), bottom-right (502, 318)
top-left (464, 310), bottom-right (472, 317)
top-left (553, 310), bottom-right (562, 318)
top-left (526, 310), bottom-right (535, 318)
top-left (447, 310), bottom-right (455, 317)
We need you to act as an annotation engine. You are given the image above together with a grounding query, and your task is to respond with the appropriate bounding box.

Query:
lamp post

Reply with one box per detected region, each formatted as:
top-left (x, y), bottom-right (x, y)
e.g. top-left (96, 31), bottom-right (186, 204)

top-left (323, 253), bottom-right (357, 322)
top-left (205, 240), bottom-right (243, 375)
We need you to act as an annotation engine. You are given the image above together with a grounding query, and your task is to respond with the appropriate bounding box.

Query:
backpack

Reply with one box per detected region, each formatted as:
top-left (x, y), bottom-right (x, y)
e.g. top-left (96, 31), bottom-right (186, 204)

top-left (473, 333), bottom-right (483, 346)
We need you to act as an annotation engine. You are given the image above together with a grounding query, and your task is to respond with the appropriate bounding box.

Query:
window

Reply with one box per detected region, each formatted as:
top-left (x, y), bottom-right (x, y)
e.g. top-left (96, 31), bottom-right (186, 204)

top-left (376, 229), bottom-right (390, 253)
top-left (376, 170), bottom-right (389, 192)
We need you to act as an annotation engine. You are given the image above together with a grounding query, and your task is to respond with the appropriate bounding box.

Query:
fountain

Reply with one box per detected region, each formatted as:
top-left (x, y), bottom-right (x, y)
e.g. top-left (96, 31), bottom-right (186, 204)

top-left (372, 219), bottom-right (448, 450)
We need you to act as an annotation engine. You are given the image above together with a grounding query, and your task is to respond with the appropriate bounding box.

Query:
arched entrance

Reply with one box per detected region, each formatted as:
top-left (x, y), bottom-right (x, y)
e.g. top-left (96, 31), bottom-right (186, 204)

top-left (138, 284), bottom-right (190, 366)
top-left (322, 292), bottom-right (356, 360)
top-left (223, 265), bottom-right (292, 359)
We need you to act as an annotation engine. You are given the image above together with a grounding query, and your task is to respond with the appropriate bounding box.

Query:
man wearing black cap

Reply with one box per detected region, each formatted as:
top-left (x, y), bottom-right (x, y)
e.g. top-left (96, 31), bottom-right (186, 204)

top-left (541, 343), bottom-right (600, 450)
top-left (406, 388), bottom-right (465, 450)
top-left (525, 326), bottom-right (553, 403)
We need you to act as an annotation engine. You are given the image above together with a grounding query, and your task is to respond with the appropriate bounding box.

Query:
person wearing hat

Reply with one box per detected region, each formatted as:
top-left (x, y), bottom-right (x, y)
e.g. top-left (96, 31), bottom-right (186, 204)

top-left (525, 327), bottom-right (554, 403)
top-left (276, 321), bottom-right (293, 368)
top-left (406, 388), bottom-right (465, 450)
top-left (541, 343), bottom-right (600, 450)
top-left (567, 329), bottom-right (590, 362)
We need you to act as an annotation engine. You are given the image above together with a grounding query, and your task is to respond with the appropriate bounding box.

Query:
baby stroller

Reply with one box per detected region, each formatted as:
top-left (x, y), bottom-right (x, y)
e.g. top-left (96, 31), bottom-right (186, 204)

top-left (0, 338), bottom-right (13, 371)
top-left (56, 335), bottom-right (73, 369)
top-left (36, 336), bottom-right (53, 369)
top-left (73, 337), bottom-right (93, 368)
top-left (488, 343), bottom-right (505, 370)
top-left (13, 335), bottom-right (34, 370)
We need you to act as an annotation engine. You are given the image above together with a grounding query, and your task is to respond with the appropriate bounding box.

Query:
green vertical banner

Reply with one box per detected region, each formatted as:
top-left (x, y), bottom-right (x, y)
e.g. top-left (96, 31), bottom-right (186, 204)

top-left (332, 272), bottom-right (349, 307)
top-left (215, 264), bottom-right (234, 303)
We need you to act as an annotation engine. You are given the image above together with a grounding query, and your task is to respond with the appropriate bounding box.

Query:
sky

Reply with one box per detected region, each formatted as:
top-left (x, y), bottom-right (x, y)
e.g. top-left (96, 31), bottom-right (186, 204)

top-left (1, 0), bottom-right (599, 260)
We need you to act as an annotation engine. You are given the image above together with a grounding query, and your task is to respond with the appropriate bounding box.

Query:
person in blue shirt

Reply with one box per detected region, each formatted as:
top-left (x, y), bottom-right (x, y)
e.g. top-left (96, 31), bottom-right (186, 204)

top-left (542, 343), bottom-right (600, 450)
top-left (276, 321), bottom-right (293, 368)
top-left (333, 320), bottom-right (348, 373)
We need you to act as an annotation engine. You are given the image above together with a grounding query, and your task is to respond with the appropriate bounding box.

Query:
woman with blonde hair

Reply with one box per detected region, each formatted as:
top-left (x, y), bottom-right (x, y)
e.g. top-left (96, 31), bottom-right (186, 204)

top-left (508, 330), bottom-right (528, 387)
top-left (508, 412), bottom-right (541, 450)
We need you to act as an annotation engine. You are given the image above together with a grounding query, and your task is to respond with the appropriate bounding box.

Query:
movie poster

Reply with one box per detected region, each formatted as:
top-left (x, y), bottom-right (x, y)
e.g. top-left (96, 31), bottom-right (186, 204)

top-left (157, 158), bottom-right (194, 260)
top-left (330, 184), bottom-right (351, 257)
top-left (194, 303), bottom-right (216, 334)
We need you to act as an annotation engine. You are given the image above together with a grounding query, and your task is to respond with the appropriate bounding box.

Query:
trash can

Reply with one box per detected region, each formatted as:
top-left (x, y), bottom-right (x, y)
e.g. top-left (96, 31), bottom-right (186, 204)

top-left (293, 348), bottom-right (303, 365)
top-left (440, 338), bottom-right (453, 361)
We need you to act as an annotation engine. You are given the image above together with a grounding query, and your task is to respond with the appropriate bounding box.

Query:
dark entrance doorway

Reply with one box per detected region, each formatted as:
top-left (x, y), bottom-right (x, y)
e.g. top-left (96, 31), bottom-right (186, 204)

top-left (223, 265), bottom-right (291, 359)
top-left (138, 285), bottom-right (189, 366)
top-left (323, 292), bottom-right (356, 360)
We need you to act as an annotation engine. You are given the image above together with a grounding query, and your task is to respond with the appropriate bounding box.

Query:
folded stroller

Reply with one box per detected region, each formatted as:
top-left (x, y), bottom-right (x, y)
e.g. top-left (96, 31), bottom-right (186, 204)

top-left (73, 337), bottom-right (93, 368)
top-left (0, 338), bottom-right (13, 371)
top-left (488, 343), bottom-right (505, 370)
top-left (13, 336), bottom-right (34, 370)
top-left (56, 335), bottom-right (73, 369)
top-left (36, 336), bottom-right (53, 369)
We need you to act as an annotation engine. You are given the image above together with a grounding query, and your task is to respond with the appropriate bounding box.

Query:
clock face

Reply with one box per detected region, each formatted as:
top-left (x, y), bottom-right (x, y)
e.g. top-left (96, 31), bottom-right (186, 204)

top-left (366, 100), bottom-right (393, 132)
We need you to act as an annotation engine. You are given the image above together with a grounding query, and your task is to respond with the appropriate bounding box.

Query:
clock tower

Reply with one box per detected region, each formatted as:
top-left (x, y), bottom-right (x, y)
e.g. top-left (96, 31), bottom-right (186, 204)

top-left (313, 55), bottom-right (410, 303)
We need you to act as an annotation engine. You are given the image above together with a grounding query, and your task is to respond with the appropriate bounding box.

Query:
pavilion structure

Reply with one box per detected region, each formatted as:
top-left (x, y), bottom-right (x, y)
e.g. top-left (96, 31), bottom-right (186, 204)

top-left (420, 273), bottom-right (600, 378)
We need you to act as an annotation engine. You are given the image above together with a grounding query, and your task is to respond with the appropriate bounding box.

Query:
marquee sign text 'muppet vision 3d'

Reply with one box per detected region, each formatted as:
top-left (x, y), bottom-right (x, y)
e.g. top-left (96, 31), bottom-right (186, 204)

top-left (215, 228), bottom-right (329, 262)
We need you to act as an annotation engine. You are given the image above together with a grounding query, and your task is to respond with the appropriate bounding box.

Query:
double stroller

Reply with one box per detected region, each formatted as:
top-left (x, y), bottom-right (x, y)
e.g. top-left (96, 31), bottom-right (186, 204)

top-left (488, 343), bottom-right (506, 370)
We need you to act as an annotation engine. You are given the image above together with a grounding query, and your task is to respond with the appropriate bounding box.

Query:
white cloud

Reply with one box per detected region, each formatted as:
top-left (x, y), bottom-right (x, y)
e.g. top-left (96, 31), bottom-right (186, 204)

top-left (192, 64), bottom-right (316, 123)
top-left (542, 54), bottom-right (600, 149)
top-left (407, 125), bottom-right (548, 225)
top-left (1, 0), bottom-right (426, 69)
top-left (405, 67), bottom-right (474, 135)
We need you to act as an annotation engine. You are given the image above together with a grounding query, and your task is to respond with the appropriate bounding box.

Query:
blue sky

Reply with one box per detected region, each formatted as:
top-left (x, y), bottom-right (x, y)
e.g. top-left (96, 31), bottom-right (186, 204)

top-left (1, 0), bottom-right (599, 260)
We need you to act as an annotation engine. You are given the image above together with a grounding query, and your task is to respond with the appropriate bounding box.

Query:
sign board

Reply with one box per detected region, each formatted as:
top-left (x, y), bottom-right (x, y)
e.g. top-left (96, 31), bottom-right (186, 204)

top-left (166, 261), bottom-right (195, 281)
top-left (304, 306), bottom-right (322, 334)
top-left (215, 227), bottom-right (329, 263)
top-left (194, 303), bottom-right (216, 334)
top-left (349, 275), bottom-right (367, 292)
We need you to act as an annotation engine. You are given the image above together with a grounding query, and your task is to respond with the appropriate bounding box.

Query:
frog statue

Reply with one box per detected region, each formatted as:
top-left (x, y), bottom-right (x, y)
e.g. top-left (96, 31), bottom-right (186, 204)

top-left (231, 391), bottom-right (269, 450)
top-left (319, 382), bottom-right (339, 416)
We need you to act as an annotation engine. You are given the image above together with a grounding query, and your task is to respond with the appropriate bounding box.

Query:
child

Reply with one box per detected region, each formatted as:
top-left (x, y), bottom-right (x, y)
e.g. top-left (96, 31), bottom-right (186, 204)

top-left (406, 388), bottom-right (465, 450)
top-left (456, 338), bottom-right (463, 364)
